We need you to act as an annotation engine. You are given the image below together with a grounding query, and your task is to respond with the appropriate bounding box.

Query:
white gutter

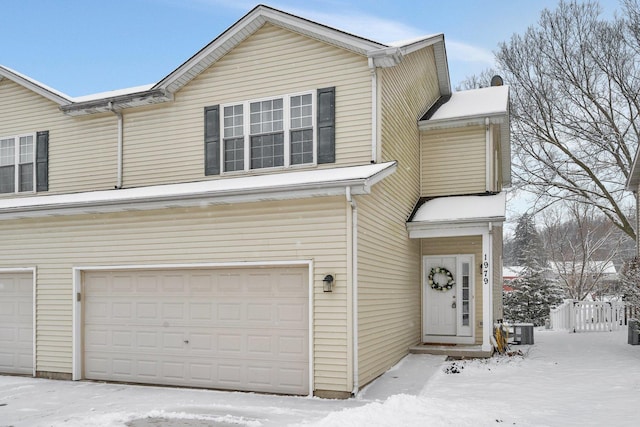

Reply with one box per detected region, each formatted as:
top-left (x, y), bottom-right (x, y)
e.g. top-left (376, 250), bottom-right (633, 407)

top-left (368, 58), bottom-right (378, 164)
top-left (346, 186), bottom-right (359, 396)
top-left (108, 102), bottom-right (123, 189)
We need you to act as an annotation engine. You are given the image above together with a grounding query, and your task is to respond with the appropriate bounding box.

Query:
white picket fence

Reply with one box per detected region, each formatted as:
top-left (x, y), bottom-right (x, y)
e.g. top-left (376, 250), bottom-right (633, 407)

top-left (550, 300), bottom-right (626, 332)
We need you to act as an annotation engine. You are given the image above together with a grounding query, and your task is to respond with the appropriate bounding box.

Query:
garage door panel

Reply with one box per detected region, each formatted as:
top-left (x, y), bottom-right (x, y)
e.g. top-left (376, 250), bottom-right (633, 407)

top-left (0, 273), bottom-right (33, 375)
top-left (84, 267), bottom-right (309, 394)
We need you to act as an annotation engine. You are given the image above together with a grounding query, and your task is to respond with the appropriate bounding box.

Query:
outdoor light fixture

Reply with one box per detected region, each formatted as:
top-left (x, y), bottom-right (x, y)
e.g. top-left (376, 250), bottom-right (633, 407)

top-left (323, 274), bottom-right (334, 292)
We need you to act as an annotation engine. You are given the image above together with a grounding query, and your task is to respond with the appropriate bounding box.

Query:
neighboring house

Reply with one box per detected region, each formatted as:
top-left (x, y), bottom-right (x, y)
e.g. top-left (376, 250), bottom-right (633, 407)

top-left (548, 260), bottom-right (619, 300)
top-left (503, 266), bottom-right (525, 292)
top-left (0, 5), bottom-right (510, 398)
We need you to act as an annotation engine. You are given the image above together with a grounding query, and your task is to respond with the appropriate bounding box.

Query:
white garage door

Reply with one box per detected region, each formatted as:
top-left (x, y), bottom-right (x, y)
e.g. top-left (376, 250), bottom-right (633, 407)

top-left (83, 267), bottom-right (309, 394)
top-left (0, 272), bottom-right (34, 375)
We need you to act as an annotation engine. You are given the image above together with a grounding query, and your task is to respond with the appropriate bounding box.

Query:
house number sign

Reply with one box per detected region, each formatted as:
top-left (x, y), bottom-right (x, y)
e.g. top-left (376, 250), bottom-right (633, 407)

top-left (483, 253), bottom-right (489, 286)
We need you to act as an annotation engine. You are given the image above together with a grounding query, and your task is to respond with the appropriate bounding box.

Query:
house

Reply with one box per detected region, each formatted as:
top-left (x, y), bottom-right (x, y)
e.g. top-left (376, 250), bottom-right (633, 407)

top-left (628, 154), bottom-right (640, 258)
top-left (0, 5), bottom-right (510, 398)
top-left (548, 260), bottom-right (620, 300)
top-left (503, 266), bottom-right (525, 292)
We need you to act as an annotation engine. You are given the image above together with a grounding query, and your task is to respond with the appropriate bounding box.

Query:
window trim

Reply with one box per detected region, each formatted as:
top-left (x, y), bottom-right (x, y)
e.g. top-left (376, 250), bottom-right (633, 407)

top-left (0, 133), bottom-right (36, 194)
top-left (220, 91), bottom-right (317, 174)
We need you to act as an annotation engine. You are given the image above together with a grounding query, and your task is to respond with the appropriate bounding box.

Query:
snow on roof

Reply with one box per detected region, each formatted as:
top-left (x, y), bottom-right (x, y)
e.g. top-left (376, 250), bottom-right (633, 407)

top-left (3, 6), bottom-right (451, 115)
top-left (411, 192), bottom-right (506, 224)
top-left (424, 85), bottom-right (509, 122)
top-left (0, 162), bottom-right (396, 219)
top-left (0, 64), bottom-right (72, 104)
top-left (72, 84), bottom-right (155, 102)
top-left (386, 34), bottom-right (442, 47)
top-left (548, 260), bottom-right (617, 275)
top-left (503, 266), bottom-right (525, 278)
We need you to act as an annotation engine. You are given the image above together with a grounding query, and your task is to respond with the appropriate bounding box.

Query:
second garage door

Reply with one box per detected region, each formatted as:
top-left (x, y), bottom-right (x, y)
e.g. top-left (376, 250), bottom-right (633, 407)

top-left (83, 266), bottom-right (309, 395)
top-left (0, 272), bottom-right (33, 376)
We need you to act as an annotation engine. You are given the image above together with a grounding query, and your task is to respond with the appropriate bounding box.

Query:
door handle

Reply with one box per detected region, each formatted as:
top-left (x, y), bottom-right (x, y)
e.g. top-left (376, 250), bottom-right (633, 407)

top-left (452, 301), bottom-right (456, 309)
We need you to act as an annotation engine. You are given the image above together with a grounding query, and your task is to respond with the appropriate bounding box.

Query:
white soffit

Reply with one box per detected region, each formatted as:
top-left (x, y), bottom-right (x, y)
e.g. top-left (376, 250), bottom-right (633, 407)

top-left (0, 162), bottom-right (396, 220)
top-left (410, 192), bottom-right (506, 225)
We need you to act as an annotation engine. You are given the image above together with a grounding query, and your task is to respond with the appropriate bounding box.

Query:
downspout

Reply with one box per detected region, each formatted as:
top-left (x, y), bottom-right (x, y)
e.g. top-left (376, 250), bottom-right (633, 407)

top-left (368, 58), bottom-right (378, 164)
top-left (108, 101), bottom-right (123, 189)
top-left (346, 186), bottom-right (359, 396)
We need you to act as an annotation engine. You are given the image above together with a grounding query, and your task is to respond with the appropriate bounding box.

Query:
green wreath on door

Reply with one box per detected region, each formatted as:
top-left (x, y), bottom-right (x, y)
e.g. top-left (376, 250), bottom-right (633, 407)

top-left (428, 267), bottom-right (455, 291)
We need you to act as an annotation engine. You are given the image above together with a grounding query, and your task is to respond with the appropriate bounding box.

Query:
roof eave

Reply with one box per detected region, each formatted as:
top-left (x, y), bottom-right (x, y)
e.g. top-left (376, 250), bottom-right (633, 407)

top-left (418, 112), bottom-right (507, 131)
top-left (0, 162), bottom-right (397, 220)
top-left (60, 89), bottom-right (173, 116)
top-left (407, 216), bottom-right (506, 238)
top-left (0, 65), bottom-right (72, 106)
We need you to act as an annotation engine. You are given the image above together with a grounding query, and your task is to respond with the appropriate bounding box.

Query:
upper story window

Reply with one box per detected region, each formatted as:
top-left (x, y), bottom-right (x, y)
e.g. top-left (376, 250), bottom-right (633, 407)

top-left (0, 134), bottom-right (35, 193)
top-left (204, 87), bottom-right (335, 176)
top-left (0, 131), bottom-right (49, 194)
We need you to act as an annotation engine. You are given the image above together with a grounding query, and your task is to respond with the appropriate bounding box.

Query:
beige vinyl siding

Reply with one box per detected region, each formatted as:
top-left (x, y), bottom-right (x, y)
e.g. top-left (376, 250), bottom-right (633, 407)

top-left (0, 197), bottom-right (351, 393)
top-left (122, 23), bottom-right (372, 187)
top-left (421, 236), bottom-right (483, 345)
top-left (420, 125), bottom-right (486, 197)
top-left (493, 225), bottom-right (504, 320)
top-left (356, 47), bottom-right (440, 387)
top-left (0, 79), bottom-right (117, 195)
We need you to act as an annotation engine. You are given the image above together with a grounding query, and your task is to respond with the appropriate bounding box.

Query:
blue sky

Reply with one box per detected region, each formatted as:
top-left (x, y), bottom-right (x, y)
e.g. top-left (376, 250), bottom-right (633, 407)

top-left (2, 0), bottom-right (620, 97)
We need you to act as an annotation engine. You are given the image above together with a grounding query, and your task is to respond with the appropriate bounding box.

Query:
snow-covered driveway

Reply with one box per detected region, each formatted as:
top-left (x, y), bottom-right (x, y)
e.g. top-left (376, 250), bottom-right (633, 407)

top-left (1, 328), bottom-right (639, 426)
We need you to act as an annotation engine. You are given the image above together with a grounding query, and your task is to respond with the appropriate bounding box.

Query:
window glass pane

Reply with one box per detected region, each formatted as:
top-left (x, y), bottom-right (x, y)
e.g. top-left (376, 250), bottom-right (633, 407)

top-left (20, 136), bottom-right (34, 164)
top-left (290, 94), bottom-right (313, 130)
top-left (223, 104), bottom-right (243, 139)
top-left (224, 137), bottom-right (244, 172)
top-left (0, 138), bottom-right (15, 166)
top-left (19, 163), bottom-right (33, 192)
top-left (250, 134), bottom-right (284, 169)
top-left (0, 165), bottom-right (15, 193)
top-left (250, 98), bottom-right (283, 135)
top-left (291, 129), bottom-right (314, 165)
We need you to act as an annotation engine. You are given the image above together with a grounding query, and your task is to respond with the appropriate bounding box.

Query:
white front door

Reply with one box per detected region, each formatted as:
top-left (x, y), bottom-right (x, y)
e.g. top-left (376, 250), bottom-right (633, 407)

top-left (423, 255), bottom-right (474, 341)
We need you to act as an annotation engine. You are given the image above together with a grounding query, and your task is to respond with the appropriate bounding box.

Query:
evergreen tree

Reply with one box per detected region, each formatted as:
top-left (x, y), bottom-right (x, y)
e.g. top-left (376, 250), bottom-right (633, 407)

top-left (504, 214), bottom-right (562, 325)
top-left (511, 213), bottom-right (546, 269)
top-left (504, 269), bottom-right (564, 326)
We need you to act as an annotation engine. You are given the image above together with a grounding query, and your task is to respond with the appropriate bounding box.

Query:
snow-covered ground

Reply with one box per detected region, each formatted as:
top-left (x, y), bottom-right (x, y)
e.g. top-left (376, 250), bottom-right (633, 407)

top-left (1, 328), bottom-right (639, 426)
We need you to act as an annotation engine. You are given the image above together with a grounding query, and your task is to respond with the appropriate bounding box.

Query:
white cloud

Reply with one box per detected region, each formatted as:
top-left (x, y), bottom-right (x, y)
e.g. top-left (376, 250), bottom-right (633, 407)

top-left (287, 9), bottom-right (426, 43)
top-left (446, 40), bottom-right (495, 65)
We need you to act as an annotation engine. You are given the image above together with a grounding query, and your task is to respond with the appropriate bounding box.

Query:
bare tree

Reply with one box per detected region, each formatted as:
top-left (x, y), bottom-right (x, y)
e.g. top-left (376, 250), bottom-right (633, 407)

top-left (455, 68), bottom-right (498, 91)
top-left (496, 0), bottom-right (640, 240)
top-left (541, 203), bottom-right (623, 300)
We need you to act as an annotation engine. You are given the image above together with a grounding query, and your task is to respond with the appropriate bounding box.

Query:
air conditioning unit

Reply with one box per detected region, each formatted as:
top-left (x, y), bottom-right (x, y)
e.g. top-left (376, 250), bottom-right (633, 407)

top-left (512, 323), bottom-right (534, 345)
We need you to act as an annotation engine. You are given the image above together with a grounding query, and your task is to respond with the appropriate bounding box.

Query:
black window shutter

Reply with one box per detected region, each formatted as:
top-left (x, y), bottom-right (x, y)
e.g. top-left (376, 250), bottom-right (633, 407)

top-left (204, 105), bottom-right (220, 175)
top-left (36, 130), bottom-right (49, 192)
top-left (317, 87), bottom-right (335, 164)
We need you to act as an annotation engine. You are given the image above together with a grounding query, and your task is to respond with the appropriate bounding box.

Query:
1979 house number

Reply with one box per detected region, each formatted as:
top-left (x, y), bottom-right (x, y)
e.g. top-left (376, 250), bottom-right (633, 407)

top-left (483, 253), bottom-right (489, 285)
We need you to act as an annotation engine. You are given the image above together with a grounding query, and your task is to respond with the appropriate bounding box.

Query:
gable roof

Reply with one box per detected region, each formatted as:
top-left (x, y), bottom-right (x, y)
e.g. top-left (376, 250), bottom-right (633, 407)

top-left (1, 4), bottom-right (451, 116)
